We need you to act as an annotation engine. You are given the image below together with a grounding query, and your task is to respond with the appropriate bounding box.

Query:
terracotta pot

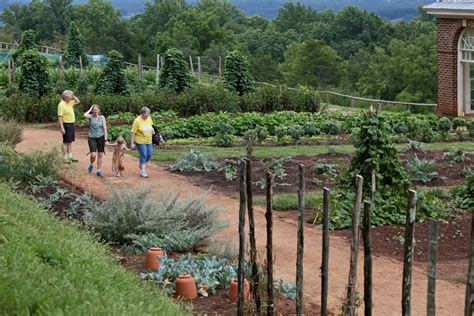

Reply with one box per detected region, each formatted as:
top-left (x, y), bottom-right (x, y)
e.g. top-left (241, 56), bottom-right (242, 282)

top-left (228, 278), bottom-right (250, 302)
top-left (144, 247), bottom-right (164, 270)
top-left (175, 274), bottom-right (198, 299)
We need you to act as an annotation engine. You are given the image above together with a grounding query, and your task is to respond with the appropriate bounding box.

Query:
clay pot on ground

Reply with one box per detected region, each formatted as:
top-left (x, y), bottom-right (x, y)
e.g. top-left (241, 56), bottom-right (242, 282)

top-left (144, 247), bottom-right (164, 270)
top-left (228, 278), bottom-right (250, 302)
top-left (175, 274), bottom-right (198, 299)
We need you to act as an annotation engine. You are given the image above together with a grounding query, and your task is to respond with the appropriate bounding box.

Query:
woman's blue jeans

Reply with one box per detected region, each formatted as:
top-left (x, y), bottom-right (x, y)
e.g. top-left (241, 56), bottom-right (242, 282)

top-left (135, 143), bottom-right (153, 166)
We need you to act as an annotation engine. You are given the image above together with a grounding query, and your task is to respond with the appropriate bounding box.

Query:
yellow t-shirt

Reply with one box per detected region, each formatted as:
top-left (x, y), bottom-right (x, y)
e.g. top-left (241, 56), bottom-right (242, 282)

top-left (131, 116), bottom-right (154, 144)
top-left (57, 100), bottom-right (76, 123)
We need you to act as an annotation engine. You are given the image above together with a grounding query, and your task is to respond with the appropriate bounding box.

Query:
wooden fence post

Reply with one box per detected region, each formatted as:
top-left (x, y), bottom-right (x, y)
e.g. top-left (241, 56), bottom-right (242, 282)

top-left (465, 212), bottom-right (474, 316)
top-left (321, 187), bottom-right (330, 316)
top-left (7, 59), bottom-right (12, 84)
top-left (156, 54), bottom-right (160, 78)
top-left (427, 220), bottom-right (438, 316)
top-left (189, 55), bottom-right (195, 75)
top-left (197, 56), bottom-right (201, 79)
top-left (138, 54), bottom-right (143, 80)
top-left (246, 159), bottom-right (260, 312)
top-left (218, 55), bottom-right (222, 77)
top-left (296, 164), bottom-right (305, 316)
top-left (345, 174), bottom-right (364, 316)
top-left (402, 190), bottom-right (417, 316)
top-left (363, 200), bottom-right (372, 316)
top-left (238, 161), bottom-right (247, 316)
top-left (59, 57), bottom-right (64, 82)
top-left (266, 171), bottom-right (274, 316)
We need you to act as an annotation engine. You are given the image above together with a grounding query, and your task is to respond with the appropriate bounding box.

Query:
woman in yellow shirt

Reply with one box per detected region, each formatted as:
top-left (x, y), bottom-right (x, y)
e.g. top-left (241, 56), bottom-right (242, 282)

top-left (131, 107), bottom-right (155, 178)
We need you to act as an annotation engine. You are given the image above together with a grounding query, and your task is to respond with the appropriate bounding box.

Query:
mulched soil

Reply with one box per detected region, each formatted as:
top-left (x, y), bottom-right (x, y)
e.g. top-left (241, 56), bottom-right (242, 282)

top-left (176, 151), bottom-right (473, 196)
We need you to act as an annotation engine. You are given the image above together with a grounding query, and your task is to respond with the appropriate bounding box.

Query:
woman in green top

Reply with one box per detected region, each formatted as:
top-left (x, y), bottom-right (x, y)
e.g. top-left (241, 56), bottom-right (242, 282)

top-left (84, 104), bottom-right (108, 177)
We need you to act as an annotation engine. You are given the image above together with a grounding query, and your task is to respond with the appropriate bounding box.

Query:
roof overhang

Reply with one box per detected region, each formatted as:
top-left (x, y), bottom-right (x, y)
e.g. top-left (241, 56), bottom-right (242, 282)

top-left (424, 2), bottom-right (474, 18)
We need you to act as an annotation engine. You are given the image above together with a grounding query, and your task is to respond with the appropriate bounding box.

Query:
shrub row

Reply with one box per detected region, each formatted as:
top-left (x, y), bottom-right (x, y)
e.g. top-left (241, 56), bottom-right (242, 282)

top-left (0, 184), bottom-right (185, 315)
top-left (0, 84), bottom-right (320, 122)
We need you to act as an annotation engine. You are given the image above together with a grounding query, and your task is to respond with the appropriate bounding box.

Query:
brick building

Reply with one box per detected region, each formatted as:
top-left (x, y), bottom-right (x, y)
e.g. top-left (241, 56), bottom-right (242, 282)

top-left (424, 0), bottom-right (474, 117)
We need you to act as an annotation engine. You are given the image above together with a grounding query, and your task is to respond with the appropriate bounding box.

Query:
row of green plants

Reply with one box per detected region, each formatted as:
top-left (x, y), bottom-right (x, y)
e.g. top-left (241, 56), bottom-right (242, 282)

top-left (106, 110), bottom-right (474, 147)
top-left (0, 83), bottom-right (321, 122)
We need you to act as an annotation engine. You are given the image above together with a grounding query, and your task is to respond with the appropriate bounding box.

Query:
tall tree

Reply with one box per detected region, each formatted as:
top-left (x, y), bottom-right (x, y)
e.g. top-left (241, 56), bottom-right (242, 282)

top-left (223, 50), bottom-right (254, 95)
top-left (281, 40), bottom-right (343, 88)
top-left (63, 21), bottom-right (89, 68)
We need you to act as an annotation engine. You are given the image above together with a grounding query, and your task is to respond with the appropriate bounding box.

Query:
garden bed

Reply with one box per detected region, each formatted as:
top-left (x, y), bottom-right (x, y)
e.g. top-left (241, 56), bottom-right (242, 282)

top-left (175, 151), bottom-right (473, 196)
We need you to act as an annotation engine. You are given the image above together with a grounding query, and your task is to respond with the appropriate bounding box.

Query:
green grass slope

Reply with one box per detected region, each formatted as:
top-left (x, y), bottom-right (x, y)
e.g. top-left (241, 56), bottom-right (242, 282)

top-left (0, 184), bottom-right (187, 315)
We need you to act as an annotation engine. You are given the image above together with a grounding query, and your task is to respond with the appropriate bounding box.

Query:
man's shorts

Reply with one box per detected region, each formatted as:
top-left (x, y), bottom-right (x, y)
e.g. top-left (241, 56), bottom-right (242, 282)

top-left (88, 136), bottom-right (105, 153)
top-left (63, 123), bottom-right (75, 143)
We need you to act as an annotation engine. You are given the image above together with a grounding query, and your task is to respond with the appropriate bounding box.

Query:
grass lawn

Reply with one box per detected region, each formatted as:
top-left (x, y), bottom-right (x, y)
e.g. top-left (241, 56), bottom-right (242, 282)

top-left (0, 184), bottom-right (187, 315)
top-left (145, 141), bottom-right (474, 163)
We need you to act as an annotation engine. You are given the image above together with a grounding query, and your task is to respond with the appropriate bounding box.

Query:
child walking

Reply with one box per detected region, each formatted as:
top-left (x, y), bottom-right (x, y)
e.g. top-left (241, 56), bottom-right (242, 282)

top-left (109, 136), bottom-right (131, 177)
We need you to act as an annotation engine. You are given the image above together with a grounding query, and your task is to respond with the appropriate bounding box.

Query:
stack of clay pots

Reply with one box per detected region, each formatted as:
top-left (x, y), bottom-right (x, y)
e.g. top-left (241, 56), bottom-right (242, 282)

top-left (228, 279), bottom-right (250, 302)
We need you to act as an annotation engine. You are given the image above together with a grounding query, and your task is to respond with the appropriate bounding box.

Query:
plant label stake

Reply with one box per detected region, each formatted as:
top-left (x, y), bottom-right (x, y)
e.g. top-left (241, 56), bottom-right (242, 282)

top-left (402, 189), bottom-right (417, 316)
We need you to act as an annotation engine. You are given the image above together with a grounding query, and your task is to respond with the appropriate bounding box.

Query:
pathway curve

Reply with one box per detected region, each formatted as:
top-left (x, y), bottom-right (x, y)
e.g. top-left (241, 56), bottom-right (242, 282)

top-left (17, 128), bottom-right (465, 315)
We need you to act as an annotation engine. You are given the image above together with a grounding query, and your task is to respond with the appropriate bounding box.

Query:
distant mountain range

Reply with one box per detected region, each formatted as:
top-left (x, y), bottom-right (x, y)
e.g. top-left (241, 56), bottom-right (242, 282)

top-left (0, 0), bottom-right (433, 20)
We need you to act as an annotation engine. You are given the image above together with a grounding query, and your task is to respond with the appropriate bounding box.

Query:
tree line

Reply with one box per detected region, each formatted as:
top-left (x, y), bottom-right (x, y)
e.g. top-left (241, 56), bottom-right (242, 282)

top-left (0, 0), bottom-right (437, 103)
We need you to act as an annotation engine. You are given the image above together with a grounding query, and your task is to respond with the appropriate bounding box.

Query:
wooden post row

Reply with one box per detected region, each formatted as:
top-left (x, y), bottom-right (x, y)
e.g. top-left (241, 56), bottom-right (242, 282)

top-left (345, 174), bottom-right (364, 316)
top-left (189, 55), bottom-right (195, 74)
top-left (321, 187), bottom-right (330, 316)
top-left (245, 159), bottom-right (260, 312)
top-left (296, 164), bottom-right (305, 316)
top-left (237, 161), bottom-right (247, 316)
top-left (402, 190), bottom-right (417, 316)
top-left (266, 171), bottom-right (274, 316)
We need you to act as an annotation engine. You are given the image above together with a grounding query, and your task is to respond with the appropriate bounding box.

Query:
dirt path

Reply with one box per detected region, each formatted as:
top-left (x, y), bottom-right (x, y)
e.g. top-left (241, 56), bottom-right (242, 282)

top-left (17, 128), bottom-right (465, 315)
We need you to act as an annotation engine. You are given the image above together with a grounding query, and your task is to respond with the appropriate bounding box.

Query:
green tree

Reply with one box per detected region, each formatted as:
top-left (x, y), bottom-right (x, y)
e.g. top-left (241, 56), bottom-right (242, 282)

top-left (274, 2), bottom-right (319, 34)
top-left (18, 49), bottom-right (50, 97)
top-left (13, 29), bottom-right (35, 62)
top-left (95, 50), bottom-right (129, 95)
top-left (63, 21), bottom-right (89, 68)
top-left (249, 54), bottom-right (282, 83)
top-left (281, 40), bottom-right (343, 88)
top-left (223, 50), bottom-right (254, 95)
top-left (157, 48), bottom-right (194, 93)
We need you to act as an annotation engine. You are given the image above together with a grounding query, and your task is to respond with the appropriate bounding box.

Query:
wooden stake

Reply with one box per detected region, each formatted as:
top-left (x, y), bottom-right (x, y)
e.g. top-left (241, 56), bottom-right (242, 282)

top-left (402, 190), bottom-right (417, 316)
top-left (238, 161), bottom-right (247, 316)
top-left (345, 174), bottom-right (364, 316)
top-left (363, 200), bottom-right (373, 316)
top-left (465, 212), bottom-right (474, 316)
top-left (321, 187), bottom-right (330, 316)
top-left (79, 56), bottom-right (84, 78)
top-left (371, 168), bottom-right (376, 204)
top-left (7, 58), bottom-right (12, 84)
top-left (138, 54), bottom-right (143, 81)
top-left (156, 54), bottom-right (160, 78)
top-left (246, 159), bottom-right (260, 312)
top-left (427, 220), bottom-right (438, 316)
top-left (197, 56), bottom-right (201, 79)
top-left (266, 171), bottom-right (274, 316)
top-left (189, 55), bottom-right (194, 74)
top-left (296, 164), bottom-right (305, 316)
top-left (218, 55), bottom-right (222, 77)
top-left (59, 57), bottom-right (64, 82)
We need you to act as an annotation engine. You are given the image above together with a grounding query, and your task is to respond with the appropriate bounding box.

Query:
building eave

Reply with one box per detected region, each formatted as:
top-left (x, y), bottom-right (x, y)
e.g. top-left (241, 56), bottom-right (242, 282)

top-left (424, 7), bottom-right (474, 18)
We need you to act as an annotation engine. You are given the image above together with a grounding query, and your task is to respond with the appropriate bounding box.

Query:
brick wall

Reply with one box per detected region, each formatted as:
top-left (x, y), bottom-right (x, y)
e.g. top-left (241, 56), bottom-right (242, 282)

top-left (437, 18), bottom-right (463, 117)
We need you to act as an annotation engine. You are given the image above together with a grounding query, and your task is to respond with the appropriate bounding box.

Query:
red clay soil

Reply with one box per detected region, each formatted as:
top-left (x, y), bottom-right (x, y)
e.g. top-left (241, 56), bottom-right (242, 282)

top-left (17, 128), bottom-right (467, 316)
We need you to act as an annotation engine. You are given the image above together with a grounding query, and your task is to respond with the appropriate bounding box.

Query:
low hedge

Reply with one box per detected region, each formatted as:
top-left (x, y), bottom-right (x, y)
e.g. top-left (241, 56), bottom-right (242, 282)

top-left (0, 184), bottom-right (187, 315)
top-left (0, 84), bottom-right (321, 122)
